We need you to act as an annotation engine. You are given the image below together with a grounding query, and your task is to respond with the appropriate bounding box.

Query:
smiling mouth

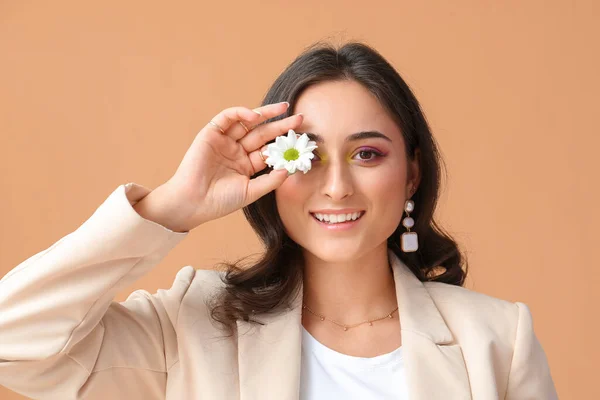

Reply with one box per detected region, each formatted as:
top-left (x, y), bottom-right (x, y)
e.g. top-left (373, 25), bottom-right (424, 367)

top-left (310, 211), bottom-right (365, 224)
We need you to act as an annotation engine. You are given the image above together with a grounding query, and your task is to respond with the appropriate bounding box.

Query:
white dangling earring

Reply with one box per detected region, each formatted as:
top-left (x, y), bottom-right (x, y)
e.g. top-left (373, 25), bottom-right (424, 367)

top-left (401, 199), bottom-right (418, 252)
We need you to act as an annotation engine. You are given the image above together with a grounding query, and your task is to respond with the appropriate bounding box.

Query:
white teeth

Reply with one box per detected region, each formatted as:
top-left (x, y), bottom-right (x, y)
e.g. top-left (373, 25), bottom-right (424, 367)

top-left (312, 212), bottom-right (364, 224)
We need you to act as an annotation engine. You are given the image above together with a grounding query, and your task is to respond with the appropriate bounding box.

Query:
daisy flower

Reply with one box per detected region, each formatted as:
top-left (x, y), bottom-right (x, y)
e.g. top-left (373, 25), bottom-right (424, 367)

top-left (263, 129), bottom-right (318, 175)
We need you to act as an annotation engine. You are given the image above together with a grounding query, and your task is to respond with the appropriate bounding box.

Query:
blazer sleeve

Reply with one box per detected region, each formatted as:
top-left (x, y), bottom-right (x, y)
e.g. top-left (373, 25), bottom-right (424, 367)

top-left (0, 183), bottom-right (190, 399)
top-left (504, 302), bottom-right (559, 400)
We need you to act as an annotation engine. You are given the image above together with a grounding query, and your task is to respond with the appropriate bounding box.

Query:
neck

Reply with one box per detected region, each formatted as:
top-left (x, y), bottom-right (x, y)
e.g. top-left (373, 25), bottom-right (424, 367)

top-left (301, 243), bottom-right (397, 324)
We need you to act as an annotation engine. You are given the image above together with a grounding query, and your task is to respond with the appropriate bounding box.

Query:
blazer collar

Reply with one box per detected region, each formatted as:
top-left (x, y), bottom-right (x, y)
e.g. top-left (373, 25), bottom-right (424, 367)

top-left (236, 248), bottom-right (472, 400)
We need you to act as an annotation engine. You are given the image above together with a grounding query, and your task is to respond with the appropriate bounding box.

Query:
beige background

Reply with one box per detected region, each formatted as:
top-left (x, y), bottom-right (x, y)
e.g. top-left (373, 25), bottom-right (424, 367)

top-left (1, 1), bottom-right (597, 398)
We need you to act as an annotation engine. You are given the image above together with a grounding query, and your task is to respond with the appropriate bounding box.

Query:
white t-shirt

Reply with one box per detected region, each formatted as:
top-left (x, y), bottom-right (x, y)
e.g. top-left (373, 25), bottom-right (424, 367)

top-left (299, 326), bottom-right (409, 399)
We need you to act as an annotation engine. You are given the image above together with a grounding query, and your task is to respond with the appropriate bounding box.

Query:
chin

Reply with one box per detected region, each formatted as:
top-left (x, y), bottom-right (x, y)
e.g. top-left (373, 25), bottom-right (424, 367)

top-left (301, 243), bottom-right (366, 263)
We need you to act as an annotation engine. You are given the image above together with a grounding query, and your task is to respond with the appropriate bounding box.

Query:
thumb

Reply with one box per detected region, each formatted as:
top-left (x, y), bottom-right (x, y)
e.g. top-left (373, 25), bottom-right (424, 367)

top-left (245, 168), bottom-right (289, 205)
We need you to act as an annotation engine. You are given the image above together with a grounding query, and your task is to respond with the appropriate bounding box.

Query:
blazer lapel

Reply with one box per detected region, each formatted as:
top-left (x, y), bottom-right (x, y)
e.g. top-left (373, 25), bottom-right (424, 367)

top-left (237, 249), bottom-right (471, 400)
top-left (236, 285), bottom-right (304, 400)
top-left (389, 248), bottom-right (472, 399)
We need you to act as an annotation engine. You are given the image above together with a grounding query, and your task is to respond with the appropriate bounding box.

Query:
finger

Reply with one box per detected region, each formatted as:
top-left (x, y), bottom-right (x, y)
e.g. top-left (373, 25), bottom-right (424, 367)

top-left (238, 113), bottom-right (304, 153)
top-left (250, 101), bottom-right (291, 124)
top-left (245, 168), bottom-right (289, 206)
top-left (209, 102), bottom-right (291, 141)
top-left (248, 145), bottom-right (269, 175)
top-left (226, 101), bottom-right (292, 141)
top-left (205, 106), bottom-right (262, 137)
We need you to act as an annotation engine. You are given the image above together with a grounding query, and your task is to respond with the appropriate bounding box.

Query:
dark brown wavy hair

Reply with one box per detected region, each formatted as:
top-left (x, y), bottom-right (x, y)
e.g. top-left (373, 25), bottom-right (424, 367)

top-left (207, 41), bottom-right (468, 336)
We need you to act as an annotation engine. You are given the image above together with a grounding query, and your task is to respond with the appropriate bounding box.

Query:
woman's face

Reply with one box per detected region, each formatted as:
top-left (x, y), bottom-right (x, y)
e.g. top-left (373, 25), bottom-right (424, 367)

top-left (275, 79), bottom-right (418, 262)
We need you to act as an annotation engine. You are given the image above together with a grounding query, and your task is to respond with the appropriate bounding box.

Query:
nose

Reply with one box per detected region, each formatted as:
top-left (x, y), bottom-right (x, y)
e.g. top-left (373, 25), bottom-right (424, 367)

top-left (319, 157), bottom-right (354, 200)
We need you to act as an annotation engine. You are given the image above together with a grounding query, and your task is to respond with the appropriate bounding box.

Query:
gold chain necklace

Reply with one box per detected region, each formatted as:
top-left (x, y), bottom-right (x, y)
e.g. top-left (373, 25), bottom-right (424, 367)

top-left (302, 303), bottom-right (399, 331)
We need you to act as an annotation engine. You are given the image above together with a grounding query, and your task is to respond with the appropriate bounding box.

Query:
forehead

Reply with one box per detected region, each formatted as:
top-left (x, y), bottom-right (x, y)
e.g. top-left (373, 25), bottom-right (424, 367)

top-left (294, 80), bottom-right (401, 142)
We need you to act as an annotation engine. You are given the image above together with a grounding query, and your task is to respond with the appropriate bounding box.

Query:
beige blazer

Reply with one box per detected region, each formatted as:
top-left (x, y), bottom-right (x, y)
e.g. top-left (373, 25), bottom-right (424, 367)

top-left (0, 183), bottom-right (558, 400)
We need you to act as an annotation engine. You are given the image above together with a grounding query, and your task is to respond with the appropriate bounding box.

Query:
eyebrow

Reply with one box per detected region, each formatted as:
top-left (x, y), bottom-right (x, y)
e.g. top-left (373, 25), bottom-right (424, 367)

top-left (302, 130), bottom-right (393, 144)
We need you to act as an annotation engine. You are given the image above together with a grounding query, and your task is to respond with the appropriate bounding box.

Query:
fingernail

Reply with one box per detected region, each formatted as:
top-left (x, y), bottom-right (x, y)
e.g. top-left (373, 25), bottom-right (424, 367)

top-left (252, 109), bottom-right (263, 116)
top-left (281, 101), bottom-right (290, 107)
top-left (296, 113), bottom-right (303, 117)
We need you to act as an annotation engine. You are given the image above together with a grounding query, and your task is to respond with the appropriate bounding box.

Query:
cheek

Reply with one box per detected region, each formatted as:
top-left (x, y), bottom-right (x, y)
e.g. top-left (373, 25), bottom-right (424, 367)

top-left (365, 174), bottom-right (396, 197)
top-left (274, 175), bottom-right (319, 246)
top-left (361, 164), bottom-right (407, 225)
top-left (362, 163), bottom-right (405, 199)
top-left (275, 174), bottom-right (306, 204)
top-left (274, 174), bottom-right (310, 225)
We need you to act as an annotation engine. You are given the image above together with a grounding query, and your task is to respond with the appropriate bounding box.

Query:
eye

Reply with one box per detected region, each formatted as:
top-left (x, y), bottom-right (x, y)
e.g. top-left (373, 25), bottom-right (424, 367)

top-left (353, 148), bottom-right (384, 162)
top-left (311, 148), bottom-right (385, 163)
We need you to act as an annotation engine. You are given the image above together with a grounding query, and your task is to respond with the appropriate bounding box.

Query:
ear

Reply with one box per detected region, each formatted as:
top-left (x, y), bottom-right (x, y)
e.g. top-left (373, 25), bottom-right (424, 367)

top-left (407, 148), bottom-right (421, 196)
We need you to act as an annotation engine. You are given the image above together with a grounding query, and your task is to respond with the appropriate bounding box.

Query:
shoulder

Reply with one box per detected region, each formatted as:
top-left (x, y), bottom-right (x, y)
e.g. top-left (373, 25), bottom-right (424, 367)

top-left (423, 283), bottom-right (557, 395)
top-left (423, 280), bottom-right (517, 311)
top-left (423, 281), bottom-right (524, 341)
top-left (170, 266), bottom-right (225, 287)
top-left (171, 266), bottom-right (227, 310)
top-left (191, 267), bottom-right (226, 285)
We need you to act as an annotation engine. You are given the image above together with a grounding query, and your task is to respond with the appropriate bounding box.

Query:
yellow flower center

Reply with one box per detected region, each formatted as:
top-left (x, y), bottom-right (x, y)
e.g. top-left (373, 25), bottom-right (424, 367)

top-left (283, 148), bottom-right (300, 161)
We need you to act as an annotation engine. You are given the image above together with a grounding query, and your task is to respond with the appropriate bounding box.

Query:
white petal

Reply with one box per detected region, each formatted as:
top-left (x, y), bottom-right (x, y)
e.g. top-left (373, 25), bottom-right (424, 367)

top-left (266, 148), bottom-right (283, 158)
top-left (300, 145), bottom-right (318, 154)
top-left (295, 133), bottom-right (309, 150)
top-left (275, 136), bottom-right (289, 151)
top-left (285, 161), bottom-right (297, 174)
top-left (299, 158), bottom-right (312, 172)
top-left (304, 157), bottom-right (313, 169)
top-left (266, 142), bottom-right (281, 151)
top-left (273, 159), bottom-right (287, 169)
top-left (266, 149), bottom-right (282, 158)
top-left (287, 129), bottom-right (298, 147)
top-left (265, 155), bottom-right (281, 167)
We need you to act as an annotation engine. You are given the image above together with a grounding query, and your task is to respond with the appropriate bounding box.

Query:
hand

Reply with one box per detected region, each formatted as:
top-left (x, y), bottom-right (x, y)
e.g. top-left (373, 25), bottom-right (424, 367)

top-left (135, 102), bottom-right (302, 232)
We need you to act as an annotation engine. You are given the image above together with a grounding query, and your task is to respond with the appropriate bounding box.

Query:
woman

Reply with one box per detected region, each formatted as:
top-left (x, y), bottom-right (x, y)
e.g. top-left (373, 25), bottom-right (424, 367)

top-left (0, 42), bottom-right (557, 399)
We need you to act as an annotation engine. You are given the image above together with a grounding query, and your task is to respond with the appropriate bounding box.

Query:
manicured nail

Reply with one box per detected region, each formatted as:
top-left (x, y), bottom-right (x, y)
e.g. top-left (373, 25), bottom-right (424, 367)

top-left (252, 109), bottom-right (263, 116)
top-left (282, 101), bottom-right (290, 107)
